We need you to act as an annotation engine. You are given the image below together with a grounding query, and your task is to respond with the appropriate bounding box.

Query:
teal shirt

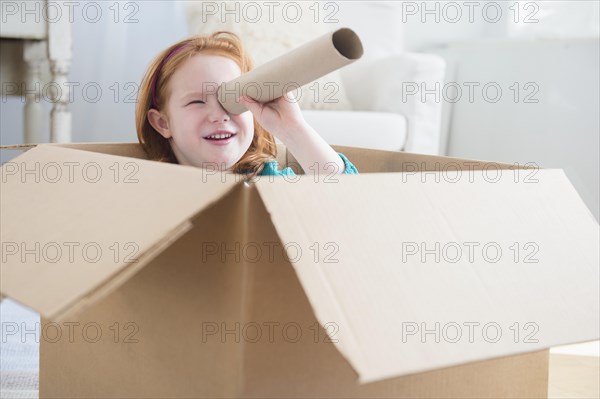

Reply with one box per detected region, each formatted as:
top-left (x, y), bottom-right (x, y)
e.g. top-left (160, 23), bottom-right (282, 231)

top-left (259, 153), bottom-right (359, 176)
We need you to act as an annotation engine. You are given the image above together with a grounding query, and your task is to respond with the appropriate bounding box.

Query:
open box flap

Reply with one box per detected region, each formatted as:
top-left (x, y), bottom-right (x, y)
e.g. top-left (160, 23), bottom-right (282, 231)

top-left (0, 144), bottom-right (240, 320)
top-left (255, 169), bottom-right (599, 383)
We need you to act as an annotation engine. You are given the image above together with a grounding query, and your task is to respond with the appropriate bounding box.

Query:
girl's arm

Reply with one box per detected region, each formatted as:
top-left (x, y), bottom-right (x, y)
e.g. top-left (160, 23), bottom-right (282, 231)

top-left (239, 95), bottom-right (346, 175)
top-left (278, 119), bottom-right (346, 175)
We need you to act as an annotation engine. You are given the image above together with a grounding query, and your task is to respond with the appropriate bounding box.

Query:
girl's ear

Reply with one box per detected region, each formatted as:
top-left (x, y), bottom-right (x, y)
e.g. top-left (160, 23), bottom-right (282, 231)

top-left (147, 109), bottom-right (172, 139)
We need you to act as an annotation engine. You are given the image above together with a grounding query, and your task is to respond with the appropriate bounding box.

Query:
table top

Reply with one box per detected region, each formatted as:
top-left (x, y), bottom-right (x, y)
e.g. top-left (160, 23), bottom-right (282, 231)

top-left (0, 0), bottom-right (47, 40)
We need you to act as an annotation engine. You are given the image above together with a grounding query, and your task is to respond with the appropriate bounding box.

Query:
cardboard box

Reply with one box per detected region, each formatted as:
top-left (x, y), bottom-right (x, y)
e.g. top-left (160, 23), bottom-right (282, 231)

top-left (1, 142), bottom-right (598, 398)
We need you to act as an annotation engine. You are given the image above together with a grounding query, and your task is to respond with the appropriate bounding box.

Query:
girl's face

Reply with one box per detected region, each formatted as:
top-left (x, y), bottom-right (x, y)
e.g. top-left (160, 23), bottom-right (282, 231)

top-left (149, 54), bottom-right (254, 170)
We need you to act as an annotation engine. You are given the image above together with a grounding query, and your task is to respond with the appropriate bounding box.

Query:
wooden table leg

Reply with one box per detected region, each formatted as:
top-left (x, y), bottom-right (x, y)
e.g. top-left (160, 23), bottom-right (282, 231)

top-left (48, 15), bottom-right (72, 143)
top-left (23, 40), bottom-right (45, 144)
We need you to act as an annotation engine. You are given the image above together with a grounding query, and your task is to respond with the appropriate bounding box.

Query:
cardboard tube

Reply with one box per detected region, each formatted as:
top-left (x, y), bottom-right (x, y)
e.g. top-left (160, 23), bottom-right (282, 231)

top-left (217, 28), bottom-right (363, 114)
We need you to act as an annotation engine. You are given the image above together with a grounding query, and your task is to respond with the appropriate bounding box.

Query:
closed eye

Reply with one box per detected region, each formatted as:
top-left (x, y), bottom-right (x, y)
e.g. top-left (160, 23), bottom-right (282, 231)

top-left (188, 100), bottom-right (205, 105)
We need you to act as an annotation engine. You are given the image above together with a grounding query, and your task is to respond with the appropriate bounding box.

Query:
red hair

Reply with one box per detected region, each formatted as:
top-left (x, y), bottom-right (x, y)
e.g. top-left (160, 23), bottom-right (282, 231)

top-left (136, 32), bottom-right (277, 175)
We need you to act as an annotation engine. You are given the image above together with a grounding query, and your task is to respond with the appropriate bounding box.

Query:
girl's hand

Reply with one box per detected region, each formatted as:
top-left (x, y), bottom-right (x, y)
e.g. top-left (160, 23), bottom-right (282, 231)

top-left (238, 93), bottom-right (306, 141)
top-left (240, 92), bottom-right (346, 175)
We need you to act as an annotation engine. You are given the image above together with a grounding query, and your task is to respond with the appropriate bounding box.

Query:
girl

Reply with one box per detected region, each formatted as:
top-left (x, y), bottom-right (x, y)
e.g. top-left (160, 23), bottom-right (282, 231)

top-left (135, 31), bottom-right (358, 179)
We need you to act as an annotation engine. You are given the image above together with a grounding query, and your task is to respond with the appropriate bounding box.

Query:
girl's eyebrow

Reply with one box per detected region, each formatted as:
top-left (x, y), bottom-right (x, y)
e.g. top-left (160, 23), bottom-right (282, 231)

top-left (181, 91), bottom-right (204, 100)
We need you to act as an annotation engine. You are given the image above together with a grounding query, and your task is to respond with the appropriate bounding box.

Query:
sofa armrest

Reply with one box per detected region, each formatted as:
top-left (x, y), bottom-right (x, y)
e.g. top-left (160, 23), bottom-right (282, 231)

top-left (340, 53), bottom-right (446, 155)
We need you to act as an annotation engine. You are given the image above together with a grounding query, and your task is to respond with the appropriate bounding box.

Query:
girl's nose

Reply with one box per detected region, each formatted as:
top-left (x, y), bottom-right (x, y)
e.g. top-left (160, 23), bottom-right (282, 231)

top-left (208, 101), bottom-right (231, 123)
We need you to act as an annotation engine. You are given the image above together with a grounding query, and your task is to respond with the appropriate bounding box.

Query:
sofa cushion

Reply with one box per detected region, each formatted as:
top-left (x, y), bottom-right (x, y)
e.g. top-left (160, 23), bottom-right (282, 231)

top-left (301, 110), bottom-right (407, 151)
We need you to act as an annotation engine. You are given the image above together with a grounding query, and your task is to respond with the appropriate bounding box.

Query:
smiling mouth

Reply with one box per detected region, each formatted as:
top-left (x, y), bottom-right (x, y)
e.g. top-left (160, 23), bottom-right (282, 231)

top-left (204, 132), bottom-right (236, 141)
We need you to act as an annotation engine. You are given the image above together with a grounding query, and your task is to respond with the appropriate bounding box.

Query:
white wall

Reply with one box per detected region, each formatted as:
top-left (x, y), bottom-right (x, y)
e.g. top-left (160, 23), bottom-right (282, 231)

top-left (433, 38), bottom-right (599, 221)
top-left (1, 1), bottom-right (188, 147)
top-left (396, 0), bottom-right (600, 220)
top-left (403, 0), bottom-right (600, 52)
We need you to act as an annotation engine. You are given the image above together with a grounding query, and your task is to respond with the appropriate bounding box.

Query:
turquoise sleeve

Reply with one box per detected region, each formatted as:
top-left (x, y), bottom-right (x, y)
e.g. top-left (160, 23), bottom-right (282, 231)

top-left (259, 153), bottom-right (359, 176)
top-left (338, 153), bottom-right (359, 175)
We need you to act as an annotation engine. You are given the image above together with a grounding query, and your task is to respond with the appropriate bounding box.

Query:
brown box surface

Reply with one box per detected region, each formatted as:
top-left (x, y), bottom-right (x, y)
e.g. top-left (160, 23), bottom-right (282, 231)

top-left (1, 142), bottom-right (598, 398)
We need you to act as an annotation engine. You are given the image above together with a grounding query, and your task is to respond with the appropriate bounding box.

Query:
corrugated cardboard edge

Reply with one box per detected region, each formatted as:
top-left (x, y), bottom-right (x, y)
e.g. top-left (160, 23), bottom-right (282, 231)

top-left (3, 142), bottom-right (519, 172)
top-left (3, 142), bottom-right (287, 168)
top-left (1, 142), bottom-right (136, 149)
top-left (238, 182), bottom-right (252, 395)
top-left (0, 143), bottom-right (38, 150)
top-left (1, 142), bottom-right (150, 160)
top-left (313, 144), bottom-right (536, 171)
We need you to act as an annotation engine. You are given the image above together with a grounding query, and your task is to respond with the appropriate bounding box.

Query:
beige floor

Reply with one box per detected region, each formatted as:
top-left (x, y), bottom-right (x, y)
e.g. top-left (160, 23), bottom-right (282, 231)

top-left (549, 354), bottom-right (600, 398)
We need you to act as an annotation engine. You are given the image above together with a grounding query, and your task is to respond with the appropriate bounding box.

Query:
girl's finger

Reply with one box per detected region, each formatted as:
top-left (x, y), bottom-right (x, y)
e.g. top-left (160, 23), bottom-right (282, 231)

top-left (244, 95), bottom-right (265, 104)
top-left (283, 91), bottom-right (298, 102)
top-left (239, 96), bottom-right (260, 112)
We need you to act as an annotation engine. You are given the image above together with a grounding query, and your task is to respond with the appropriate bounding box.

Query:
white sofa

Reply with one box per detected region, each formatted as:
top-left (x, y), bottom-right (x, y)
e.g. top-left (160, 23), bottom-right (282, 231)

top-left (185, 1), bottom-right (446, 154)
top-left (300, 2), bottom-right (446, 154)
top-left (303, 52), bottom-right (446, 154)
